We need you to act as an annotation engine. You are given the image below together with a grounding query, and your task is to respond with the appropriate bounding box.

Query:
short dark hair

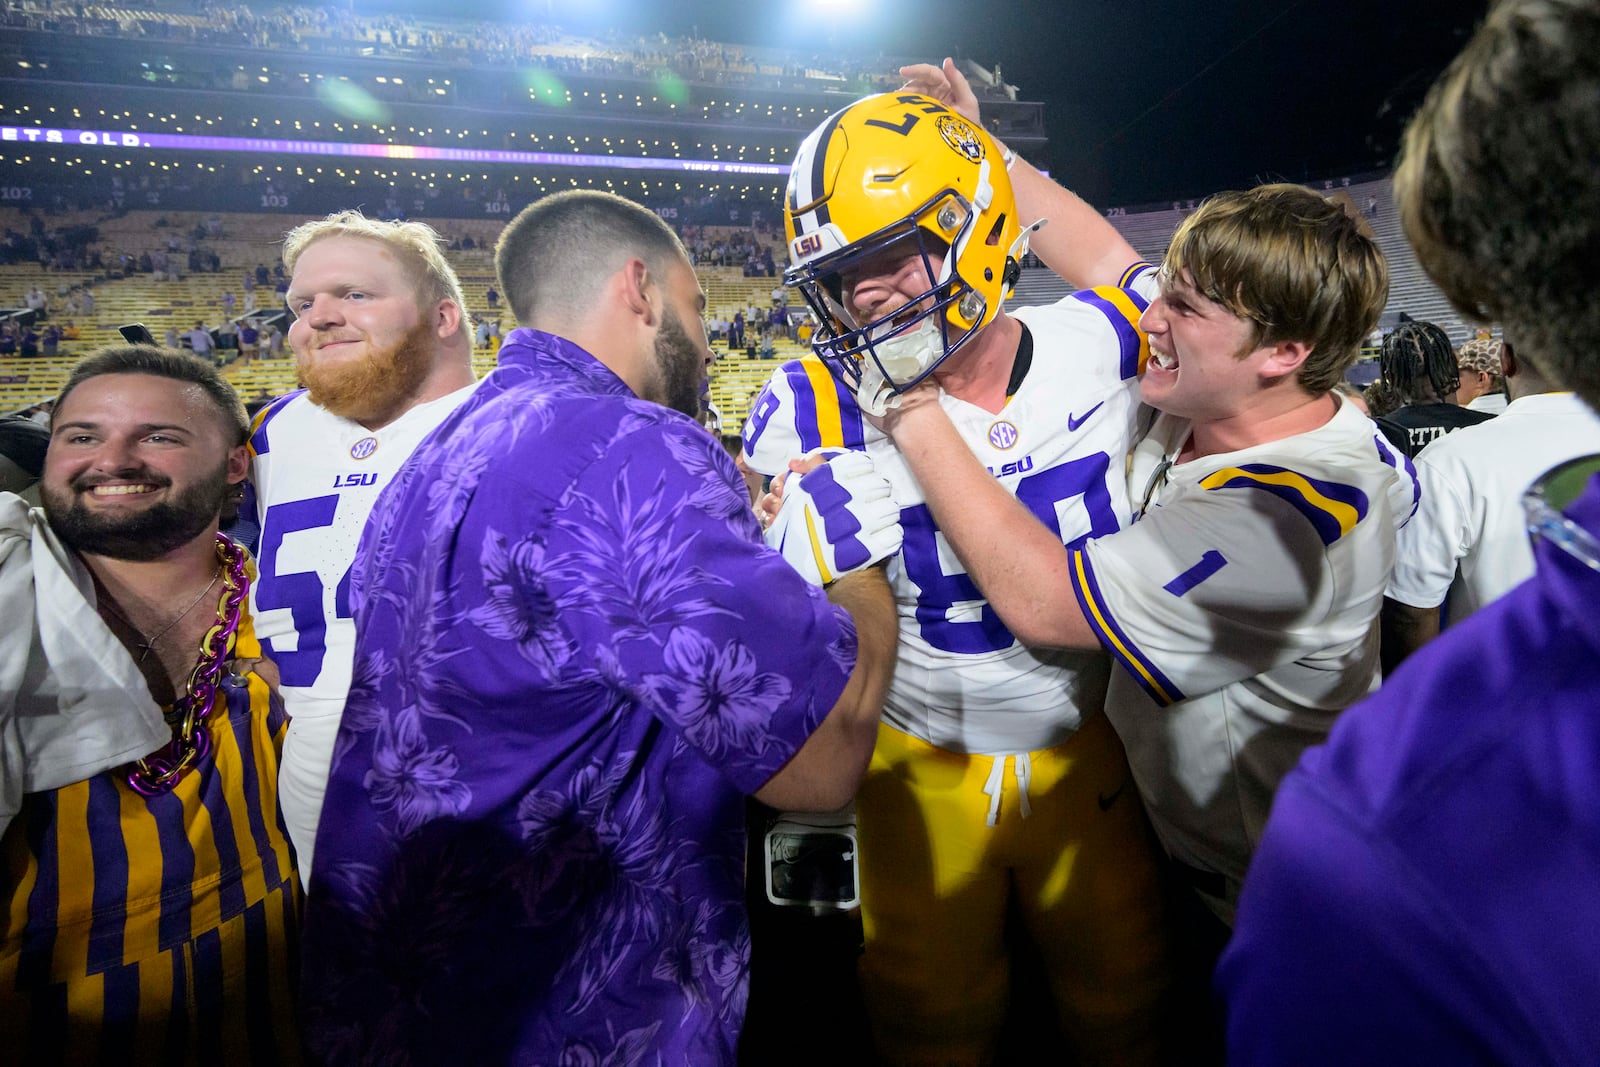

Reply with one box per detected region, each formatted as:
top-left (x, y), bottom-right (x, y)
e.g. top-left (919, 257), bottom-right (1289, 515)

top-left (495, 190), bottom-right (689, 327)
top-left (1379, 321), bottom-right (1460, 405)
top-left (53, 346), bottom-right (249, 446)
top-left (1395, 0), bottom-right (1600, 410)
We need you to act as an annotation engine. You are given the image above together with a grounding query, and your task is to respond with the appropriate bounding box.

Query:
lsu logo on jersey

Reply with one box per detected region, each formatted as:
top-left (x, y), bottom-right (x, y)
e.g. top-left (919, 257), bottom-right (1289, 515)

top-left (985, 456), bottom-right (1035, 477)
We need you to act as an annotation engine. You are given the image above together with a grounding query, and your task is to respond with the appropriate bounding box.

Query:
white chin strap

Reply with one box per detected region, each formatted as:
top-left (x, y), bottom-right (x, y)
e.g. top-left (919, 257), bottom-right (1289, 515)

top-left (856, 320), bottom-right (943, 417)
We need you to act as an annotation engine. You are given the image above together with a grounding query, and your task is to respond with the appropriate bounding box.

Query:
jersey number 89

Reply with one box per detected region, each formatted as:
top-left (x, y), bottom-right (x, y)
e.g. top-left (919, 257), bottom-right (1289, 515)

top-left (900, 453), bottom-right (1118, 654)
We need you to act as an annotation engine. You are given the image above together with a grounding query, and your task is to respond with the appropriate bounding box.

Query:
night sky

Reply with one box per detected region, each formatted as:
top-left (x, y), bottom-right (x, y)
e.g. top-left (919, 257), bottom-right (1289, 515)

top-left (365, 0), bottom-right (1491, 206)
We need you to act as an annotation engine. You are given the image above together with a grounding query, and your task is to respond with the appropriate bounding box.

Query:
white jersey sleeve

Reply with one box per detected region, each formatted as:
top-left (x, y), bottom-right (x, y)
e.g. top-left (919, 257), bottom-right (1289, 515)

top-left (740, 356), bottom-right (875, 478)
top-left (1070, 461), bottom-right (1376, 705)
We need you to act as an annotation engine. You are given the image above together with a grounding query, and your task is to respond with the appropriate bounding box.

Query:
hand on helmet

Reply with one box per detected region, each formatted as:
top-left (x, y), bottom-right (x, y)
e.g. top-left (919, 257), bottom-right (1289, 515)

top-left (764, 451), bottom-right (902, 586)
top-left (899, 57), bottom-right (982, 125)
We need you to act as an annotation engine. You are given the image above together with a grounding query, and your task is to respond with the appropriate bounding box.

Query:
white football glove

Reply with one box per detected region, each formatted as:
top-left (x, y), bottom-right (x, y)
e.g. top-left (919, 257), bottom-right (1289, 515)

top-left (764, 451), bottom-right (902, 586)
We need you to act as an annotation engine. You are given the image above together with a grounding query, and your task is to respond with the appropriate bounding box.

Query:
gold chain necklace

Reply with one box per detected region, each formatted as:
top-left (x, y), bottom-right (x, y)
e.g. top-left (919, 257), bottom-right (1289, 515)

top-left (124, 535), bottom-right (250, 797)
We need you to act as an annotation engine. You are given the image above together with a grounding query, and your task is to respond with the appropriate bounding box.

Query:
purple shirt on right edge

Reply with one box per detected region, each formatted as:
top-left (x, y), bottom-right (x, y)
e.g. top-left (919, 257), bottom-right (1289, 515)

top-left (300, 329), bottom-right (858, 1065)
top-left (1218, 472), bottom-right (1600, 1065)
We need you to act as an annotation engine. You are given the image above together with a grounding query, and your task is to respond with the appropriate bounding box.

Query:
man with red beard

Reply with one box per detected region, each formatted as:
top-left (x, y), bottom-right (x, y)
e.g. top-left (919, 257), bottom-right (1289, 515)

top-left (249, 211), bottom-right (476, 879)
top-left (0, 346), bottom-right (299, 1061)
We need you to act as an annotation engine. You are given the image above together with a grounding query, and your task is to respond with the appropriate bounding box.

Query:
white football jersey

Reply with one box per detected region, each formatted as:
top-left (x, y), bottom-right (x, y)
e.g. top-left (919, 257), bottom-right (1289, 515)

top-left (1071, 398), bottom-right (1413, 916)
top-left (743, 268), bottom-right (1158, 754)
top-left (248, 383), bottom-right (476, 875)
top-left (1388, 391), bottom-right (1600, 620)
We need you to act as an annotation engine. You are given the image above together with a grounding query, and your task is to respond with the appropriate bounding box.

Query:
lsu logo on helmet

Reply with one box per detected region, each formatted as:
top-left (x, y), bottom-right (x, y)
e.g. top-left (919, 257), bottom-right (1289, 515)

top-left (936, 115), bottom-right (987, 164)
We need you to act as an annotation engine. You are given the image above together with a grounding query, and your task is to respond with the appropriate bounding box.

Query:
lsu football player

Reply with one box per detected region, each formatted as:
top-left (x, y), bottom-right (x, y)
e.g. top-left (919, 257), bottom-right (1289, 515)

top-left (249, 212), bottom-right (477, 880)
top-left (743, 92), bottom-right (1174, 1065)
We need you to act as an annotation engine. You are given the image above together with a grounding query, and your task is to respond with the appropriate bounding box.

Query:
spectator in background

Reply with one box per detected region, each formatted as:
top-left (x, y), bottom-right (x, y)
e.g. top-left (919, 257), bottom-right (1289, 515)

top-left (1374, 321), bottom-right (1493, 456)
top-left (221, 290), bottom-right (236, 317)
top-left (185, 321), bottom-right (215, 364)
top-left (1456, 336), bottom-right (1507, 414)
top-left (164, 326), bottom-right (180, 350)
top-left (40, 324), bottom-right (60, 358)
top-left (1381, 335), bottom-right (1600, 668)
top-left (237, 321), bottom-right (260, 367)
top-left (19, 327), bottom-right (40, 359)
top-left (1220, 2), bottom-right (1600, 1061)
top-left (485, 284), bottom-right (499, 308)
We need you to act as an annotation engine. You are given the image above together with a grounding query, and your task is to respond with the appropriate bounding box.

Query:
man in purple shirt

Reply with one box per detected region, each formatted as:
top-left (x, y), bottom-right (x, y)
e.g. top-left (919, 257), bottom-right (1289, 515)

top-left (300, 190), bottom-right (900, 1064)
top-left (1220, 2), bottom-right (1600, 1063)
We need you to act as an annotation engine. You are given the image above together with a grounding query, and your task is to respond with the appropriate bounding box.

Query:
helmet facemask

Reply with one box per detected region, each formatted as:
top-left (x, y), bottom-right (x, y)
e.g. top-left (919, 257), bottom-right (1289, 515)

top-left (788, 189), bottom-right (989, 410)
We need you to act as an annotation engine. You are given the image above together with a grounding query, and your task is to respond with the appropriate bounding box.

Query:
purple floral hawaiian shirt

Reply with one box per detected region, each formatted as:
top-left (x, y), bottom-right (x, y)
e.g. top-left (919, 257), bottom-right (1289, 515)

top-left (301, 328), bottom-right (858, 1065)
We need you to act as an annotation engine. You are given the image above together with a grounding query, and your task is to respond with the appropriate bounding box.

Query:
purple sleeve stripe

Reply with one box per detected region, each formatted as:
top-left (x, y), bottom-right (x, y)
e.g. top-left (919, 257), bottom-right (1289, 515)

top-left (1118, 262), bottom-right (1156, 288)
top-left (248, 389), bottom-right (306, 458)
top-left (1072, 287), bottom-right (1147, 380)
top-left (1069, 547), bottom-right (1184, 707)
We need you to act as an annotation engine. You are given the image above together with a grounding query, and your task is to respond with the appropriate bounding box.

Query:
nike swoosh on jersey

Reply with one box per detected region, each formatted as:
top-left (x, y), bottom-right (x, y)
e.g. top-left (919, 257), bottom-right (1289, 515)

top-left (1067, 401), bottom-right (1104, 432)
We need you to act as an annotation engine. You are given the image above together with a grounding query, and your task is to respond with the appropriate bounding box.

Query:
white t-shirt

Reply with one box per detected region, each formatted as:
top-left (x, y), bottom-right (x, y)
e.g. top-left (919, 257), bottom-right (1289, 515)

top-left (248, 383), bottom-right (477, 876)
top-left (742, 268), bottom-right (1157, 754)
top-left (1071, 399), bottom-right (1412, 918)
top-left (1388, 391), bottom-right (1600, 620)
top-left (1466, 391), bottom-right (1508, 415)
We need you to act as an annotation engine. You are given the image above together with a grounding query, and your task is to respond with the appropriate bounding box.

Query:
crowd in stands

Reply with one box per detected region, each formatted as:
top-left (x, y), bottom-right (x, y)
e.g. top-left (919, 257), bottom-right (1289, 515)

top-left (681, 223), bottom-right (778, 274)
top-left (2, 0), bottom-right (1006, 103)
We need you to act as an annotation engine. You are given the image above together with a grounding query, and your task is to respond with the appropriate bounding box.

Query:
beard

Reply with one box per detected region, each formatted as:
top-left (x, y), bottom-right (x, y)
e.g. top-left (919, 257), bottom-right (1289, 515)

top-left (298, 316), bottom-right (437, 425)
top-left (647, 305), bottom-right (706, 420)
top-left (43, 460), bottom-right (234, 562)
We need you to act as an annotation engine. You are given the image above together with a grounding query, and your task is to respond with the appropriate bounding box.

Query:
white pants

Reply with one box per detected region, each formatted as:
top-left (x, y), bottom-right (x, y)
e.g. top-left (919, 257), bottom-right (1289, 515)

top-left (276, 698), bottom-right (346, 884)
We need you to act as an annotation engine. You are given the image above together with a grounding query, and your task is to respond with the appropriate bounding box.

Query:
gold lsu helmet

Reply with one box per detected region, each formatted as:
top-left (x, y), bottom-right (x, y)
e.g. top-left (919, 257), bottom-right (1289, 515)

top-left (783, 91), bottom-right (1026, 393)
